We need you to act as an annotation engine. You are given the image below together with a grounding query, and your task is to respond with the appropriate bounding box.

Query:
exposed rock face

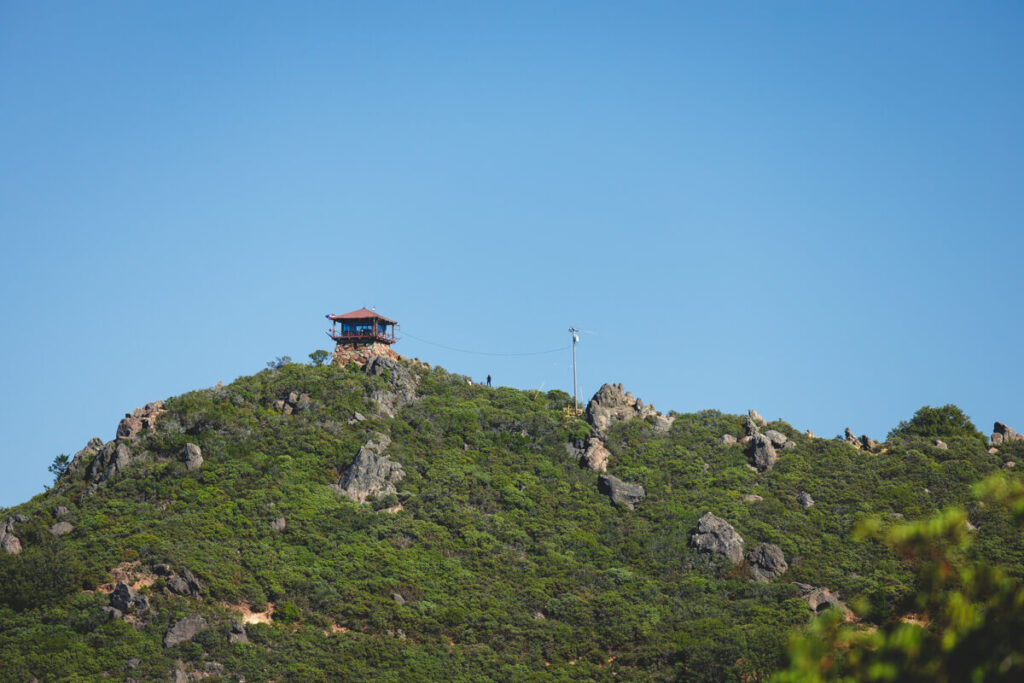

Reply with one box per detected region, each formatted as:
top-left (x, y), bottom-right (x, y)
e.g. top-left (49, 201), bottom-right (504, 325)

top-left (861, 435), bottom-right (877, 451)
top-left (365, 356), bottom-right (418, 417)
top-left (844, 428), bottom-right (861, 448)
top-left (805, 429), bottom-right (817, 439)
top-left (182, 443), bottom-right (203, 471)
top-left (934, 439), bottom-right (948, 450)
top-left (991, 422), bottom-right (1021, 446)
top-left (585, 384), bottom-right (668, 435)
top-left (746, 543), bottom-right (788, 582)
top-left (720, 434), bottom-right (737, 445)
top-left (164, 615), bottom-right (208, 647)
top-left (597, 474), bottom-right (646, 510)
top-left (272, 391), bottom-right (312, 415)
top-left (580, 437), bottom-right (611, 472)
top-left (229, 621), bottom-right (248, 644)
top-left (1, 517), bottom-right (23, 554)
top-left (116, 401), bottom-right (165, 440)
top-left (392, 592), bottom-right (406, 606)
top-left (332, 341), bottom-right (402, 367)
top-left (335, 434), bottom-right (405, 503)
top-left (748, 409), bottom-right (767, 428)
top-left (55, 506), bottom-right (69, 517)
top-left (764, 430), bottom-right (788, 448)
top-left (110, 582), bottom-right (149, 613)
top-left (743, 494), bottom-right (763, 503)
top-left (691, 512), bottom-right (744, 563)
top-left (66, 437), bottom-right (104, 478)
top-left (270, 517), bottom-right (286, 532)
top-left (751, 433), bottom-right (778, 472)
top-left (794, 583), bottom-right (849, 615)
top-left (650, 415), bottom-right (675, 433)
top-left (797, 491), bottom-right (815, 508)
top-left (85, 441), bottom-right (134, 483)
top-left (49, 521), bottom-right (74, 537)
top-left (66, 402), bottom-right (163, 485)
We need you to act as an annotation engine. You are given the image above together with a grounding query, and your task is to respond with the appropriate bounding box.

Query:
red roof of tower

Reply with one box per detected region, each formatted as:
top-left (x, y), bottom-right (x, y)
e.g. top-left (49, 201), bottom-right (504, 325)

top-left (326, 308), bottom-right (397, 324)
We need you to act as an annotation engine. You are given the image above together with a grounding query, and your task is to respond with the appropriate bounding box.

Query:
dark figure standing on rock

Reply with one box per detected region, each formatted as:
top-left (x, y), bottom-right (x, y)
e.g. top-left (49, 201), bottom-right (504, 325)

top-left (487, 375), bottom-right (492, 387)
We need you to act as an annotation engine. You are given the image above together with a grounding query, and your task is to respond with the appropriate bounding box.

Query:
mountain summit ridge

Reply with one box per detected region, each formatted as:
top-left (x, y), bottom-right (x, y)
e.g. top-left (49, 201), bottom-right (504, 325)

top-left (1, 353), bottom-right (1021, 681)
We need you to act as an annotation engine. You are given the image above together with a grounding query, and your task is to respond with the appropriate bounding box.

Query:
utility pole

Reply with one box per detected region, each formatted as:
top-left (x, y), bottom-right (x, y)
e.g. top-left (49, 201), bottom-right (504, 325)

top-left (569, 327), bottom-right (580, 414)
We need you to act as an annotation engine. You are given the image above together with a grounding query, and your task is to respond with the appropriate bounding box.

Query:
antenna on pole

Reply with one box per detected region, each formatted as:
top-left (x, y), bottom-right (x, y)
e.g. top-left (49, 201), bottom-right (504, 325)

top-left (569, 327), bottom-right (581, 415)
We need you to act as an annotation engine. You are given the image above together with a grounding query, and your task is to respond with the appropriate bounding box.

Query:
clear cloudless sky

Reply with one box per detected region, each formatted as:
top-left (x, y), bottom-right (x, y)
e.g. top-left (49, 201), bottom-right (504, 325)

top-left (1, 2), bottom-right (1021, 507)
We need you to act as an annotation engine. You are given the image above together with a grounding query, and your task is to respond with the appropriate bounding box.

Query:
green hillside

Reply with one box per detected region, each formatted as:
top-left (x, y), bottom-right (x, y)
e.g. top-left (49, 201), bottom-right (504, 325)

top-left (1, 355), bottom-right (1021, 681)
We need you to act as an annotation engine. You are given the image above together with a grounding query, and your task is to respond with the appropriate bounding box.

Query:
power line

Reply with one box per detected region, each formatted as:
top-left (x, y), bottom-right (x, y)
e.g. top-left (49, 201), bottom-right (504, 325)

top-left (401, 330), bottom-right (570, 357)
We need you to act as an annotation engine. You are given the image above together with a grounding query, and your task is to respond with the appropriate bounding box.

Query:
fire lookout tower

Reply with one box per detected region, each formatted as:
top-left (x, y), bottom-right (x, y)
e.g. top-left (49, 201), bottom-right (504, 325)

top-left (325, 308), bottom-right (399, 347)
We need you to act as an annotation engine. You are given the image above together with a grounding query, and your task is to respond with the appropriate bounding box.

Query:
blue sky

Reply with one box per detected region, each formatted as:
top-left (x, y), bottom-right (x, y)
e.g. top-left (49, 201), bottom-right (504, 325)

top-left (1, 2), bottom-right (1021, 507)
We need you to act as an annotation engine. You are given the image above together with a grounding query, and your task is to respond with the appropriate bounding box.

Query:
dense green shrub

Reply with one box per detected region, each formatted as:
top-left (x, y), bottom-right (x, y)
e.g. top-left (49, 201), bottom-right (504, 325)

top-left (888, 404), bottom-right (985, 445)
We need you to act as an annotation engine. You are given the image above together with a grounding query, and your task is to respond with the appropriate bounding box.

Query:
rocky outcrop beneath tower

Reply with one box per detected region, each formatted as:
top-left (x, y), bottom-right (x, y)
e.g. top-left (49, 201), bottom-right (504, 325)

top-left (332, 342), bottom-right (401, 367)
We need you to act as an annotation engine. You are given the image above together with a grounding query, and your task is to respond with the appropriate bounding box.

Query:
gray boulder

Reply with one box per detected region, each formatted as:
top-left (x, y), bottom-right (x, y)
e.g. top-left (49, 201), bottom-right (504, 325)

top-left (744, 416), bottom-right (761, 437)
top-left (229, 621), bottom-right (248, 644)
top-left (164, 615), bottom-right (208, 647)
top-left (182, 443), bottom-right (203, 470)
top-left (585, 384), bottom-right (657, 434)
top-left (797, 491), bottom-right (815, 508)
top-left (691, 512), bottom-right (744, 563)
top-left (1, 517), bottom-right (23, 555)
top-left (55, 506), bottom-right (70, 517)
top-left (66, 437), bottom-right (104, 478)
top-left (270, 517), bottom-right (286, 532)
top-left (597, 474), bottom-right (646, 510)
top-left (274, 391), bottom-right (312, 415)
top-left (793, 582), bottom-right (849, 615)
top-left (392, 592), bottom-right (406, 606)
top-left (365, 356), bottom-right (418, 416)
top-left (651, 414), bottom-right (675, 433)
top-left (993, 422), bottom-right (1017, 444)
top-left (720, 434), bottom-right (737, 445)
top-left (751, 433), bottom-right (778, 472)
top-left (49, 521), bottom-right (74, 537)
top-left (934, 439), bottom-right (948, 450)
top-left (764, 430), bottom-right (788, 448)
top-left (580, 437), bottom-right (611, 472)
top-left (110, 582), bottom-right (149, 612)
top-left (746, 543), bottom-right (788, 582)
top-left (86, 441), bottom-right (134, 483)
top-left (166, 567), bottom-right (203, 597)
top-left (748, 409), bottom-right (767, 428)
top-left (335, 434), bottom-right (405, 503)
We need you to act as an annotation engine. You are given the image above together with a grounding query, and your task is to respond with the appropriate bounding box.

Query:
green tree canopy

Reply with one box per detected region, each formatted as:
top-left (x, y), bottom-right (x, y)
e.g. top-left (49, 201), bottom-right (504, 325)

top-left (887, 404), bottom-right (985, 443)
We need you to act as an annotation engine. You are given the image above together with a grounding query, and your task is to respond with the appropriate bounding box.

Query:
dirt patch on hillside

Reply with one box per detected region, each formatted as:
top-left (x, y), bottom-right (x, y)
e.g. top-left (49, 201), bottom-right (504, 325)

top-left (93, 561), bottom-right (158, 594)
top-left (223, 601), bottom-right (275, 625)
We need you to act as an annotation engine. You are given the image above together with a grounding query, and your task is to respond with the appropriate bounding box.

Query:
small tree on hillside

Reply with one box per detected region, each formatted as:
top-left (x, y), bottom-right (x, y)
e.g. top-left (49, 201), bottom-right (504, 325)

top-left (887, 404), bottom-right (985, 444)
top-left (309, 349), bottom-right (330, 367)
top-left (266, 356), bottom-right (292, 370)
top-left (48, 454), bottom-right (70, 483)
